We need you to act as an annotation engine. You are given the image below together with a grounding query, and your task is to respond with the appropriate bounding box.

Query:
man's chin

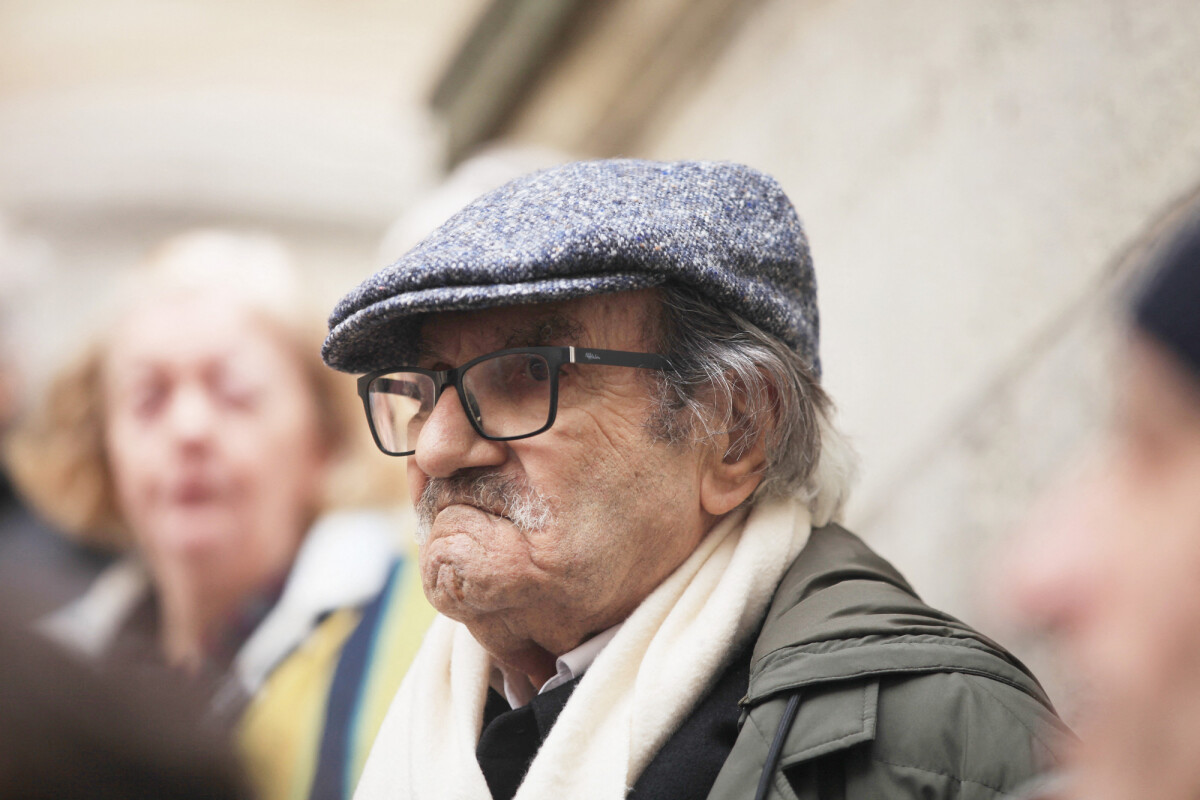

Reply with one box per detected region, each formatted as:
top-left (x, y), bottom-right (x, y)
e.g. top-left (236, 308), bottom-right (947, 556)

top-left (419, 556), bottom-right (515, 623)
top-left (417, 511), bottom-right (514, 615)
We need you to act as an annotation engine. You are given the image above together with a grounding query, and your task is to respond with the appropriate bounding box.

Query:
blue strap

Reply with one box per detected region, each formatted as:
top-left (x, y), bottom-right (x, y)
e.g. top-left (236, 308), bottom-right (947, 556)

top-left (754, 692), bottom-right (801, 800)
top-left (308, 558), bottom-right (403, 800)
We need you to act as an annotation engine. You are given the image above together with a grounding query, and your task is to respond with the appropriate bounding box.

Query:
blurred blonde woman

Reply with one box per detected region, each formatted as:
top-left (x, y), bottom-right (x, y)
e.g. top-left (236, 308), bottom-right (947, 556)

top-left (5, 231), bottom-right (434, 800)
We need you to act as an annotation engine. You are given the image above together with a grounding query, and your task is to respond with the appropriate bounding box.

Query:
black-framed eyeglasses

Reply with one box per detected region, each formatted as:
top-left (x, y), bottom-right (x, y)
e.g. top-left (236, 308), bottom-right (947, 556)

top-left (357, 346), bottom-right (672, 456)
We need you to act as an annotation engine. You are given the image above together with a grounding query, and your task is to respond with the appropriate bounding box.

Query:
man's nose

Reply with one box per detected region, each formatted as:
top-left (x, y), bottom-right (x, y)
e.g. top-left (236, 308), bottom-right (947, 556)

top-left (412, 386), bottom-right (506, 478)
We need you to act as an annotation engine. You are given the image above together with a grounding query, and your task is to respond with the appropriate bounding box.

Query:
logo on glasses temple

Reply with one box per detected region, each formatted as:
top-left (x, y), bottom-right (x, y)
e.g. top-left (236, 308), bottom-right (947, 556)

top-left (583, 352), bottom-right (602, 362)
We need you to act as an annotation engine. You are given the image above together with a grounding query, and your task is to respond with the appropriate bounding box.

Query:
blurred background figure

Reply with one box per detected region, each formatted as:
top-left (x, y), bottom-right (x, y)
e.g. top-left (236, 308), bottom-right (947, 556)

top-left (4, 230), bottom-right (434, 800)
top-left (0, 215), bottom-right (113, 621)
top-left (0, 592), bottom-right (252, 800)
top-left (1004, 209), bottom-right (1200, 800)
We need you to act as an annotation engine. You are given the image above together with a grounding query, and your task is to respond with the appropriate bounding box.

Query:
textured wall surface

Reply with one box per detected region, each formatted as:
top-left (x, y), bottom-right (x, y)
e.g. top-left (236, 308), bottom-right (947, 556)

top-left (636, 0), bottom-right (1200, 715)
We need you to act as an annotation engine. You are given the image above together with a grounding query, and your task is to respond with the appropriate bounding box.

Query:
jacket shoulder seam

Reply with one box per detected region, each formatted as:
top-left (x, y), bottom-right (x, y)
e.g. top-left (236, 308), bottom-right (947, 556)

top-left (867, 755), bottom-right (1022, 798)
top-left (750, 663), bottom-right (1044, 705)
top-left (964, 672), bottom-right (1059, 754)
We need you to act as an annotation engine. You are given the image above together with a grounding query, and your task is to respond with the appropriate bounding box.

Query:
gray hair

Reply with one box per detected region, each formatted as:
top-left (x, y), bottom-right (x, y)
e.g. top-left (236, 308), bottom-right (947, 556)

top-left (649, 284), bottom-right (858, 526)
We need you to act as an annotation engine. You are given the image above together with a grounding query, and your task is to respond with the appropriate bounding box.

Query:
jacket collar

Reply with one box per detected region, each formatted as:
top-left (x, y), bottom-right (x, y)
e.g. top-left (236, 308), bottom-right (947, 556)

top-left (746, 523), bottom-right (1053, 710)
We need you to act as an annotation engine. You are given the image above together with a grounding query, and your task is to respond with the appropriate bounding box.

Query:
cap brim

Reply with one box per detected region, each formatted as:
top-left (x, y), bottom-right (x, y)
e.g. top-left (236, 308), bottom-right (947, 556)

top-left (322, 272), bottom-right (666, 373)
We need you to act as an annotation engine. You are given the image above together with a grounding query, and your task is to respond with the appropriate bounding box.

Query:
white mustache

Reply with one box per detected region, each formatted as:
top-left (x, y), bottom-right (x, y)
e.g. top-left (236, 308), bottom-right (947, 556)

top-left (415, 471), bottom-right (552, 544)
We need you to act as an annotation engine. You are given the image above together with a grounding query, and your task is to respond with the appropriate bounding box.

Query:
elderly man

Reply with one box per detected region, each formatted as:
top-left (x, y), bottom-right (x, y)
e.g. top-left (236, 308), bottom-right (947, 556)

top-left (323, 160), bottom-right (1062, 800)
top-left (1008, 211), bottom-right (1200, 800)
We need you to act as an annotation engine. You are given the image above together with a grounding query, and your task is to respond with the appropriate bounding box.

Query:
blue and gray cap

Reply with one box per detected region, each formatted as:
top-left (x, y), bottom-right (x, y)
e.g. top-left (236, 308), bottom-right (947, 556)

top-left (323, 159), bottom-right (820, 375)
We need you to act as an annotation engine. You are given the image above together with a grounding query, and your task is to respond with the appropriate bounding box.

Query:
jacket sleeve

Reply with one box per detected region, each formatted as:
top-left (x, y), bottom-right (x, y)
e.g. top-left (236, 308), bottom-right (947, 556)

top-left (709, 671), bottom-right (1066, 800)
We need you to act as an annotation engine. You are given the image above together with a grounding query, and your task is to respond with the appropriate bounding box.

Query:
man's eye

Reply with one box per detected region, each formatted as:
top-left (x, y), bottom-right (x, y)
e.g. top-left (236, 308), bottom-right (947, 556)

top-left (525, 357), bottom-right (549, 382)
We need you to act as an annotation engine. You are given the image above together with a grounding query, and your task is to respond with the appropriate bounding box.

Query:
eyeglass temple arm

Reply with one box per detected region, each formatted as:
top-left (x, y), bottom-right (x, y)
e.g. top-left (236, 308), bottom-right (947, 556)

top-left (569, 347), bottom-right (671, 371)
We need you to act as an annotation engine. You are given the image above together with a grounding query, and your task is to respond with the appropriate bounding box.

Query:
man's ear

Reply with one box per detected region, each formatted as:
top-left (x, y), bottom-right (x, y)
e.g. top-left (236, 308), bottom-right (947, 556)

top-left (699, 376), bottom-right (773, 517)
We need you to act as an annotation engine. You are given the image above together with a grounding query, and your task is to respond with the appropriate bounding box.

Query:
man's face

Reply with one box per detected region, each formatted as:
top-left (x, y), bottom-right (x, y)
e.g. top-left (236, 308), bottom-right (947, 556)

top-left (1006, 336), bottom-right (1200, 800)
top-left (407, 291), bottom-right (716, 674)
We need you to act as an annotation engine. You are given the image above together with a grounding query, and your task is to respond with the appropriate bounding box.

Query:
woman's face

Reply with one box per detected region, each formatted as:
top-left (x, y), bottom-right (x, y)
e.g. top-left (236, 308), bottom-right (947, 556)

top-left (103, 294), bottom-right (328, 600)
top-left (1006, 337), bottom-right (1200, 800)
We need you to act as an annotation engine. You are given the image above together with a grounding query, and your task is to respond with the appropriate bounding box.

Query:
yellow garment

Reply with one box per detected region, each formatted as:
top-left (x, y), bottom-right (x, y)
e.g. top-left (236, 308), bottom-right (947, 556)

top-left (237, 554), bottom-right (437, 800)
top-left (349, 553), bottom-right (437, 783)
top-left (239, 608), bottom-right (361, 800)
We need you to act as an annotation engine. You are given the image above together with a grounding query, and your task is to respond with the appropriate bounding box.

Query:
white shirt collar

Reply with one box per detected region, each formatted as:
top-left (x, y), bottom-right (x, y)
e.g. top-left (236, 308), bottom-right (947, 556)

top-left (496, 623), bottom-right (623, 709)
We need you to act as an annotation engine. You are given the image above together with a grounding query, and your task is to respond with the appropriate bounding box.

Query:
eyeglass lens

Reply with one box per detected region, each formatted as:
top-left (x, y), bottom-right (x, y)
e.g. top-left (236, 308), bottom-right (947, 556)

top-left (367, 352), bottom-right (554, 454)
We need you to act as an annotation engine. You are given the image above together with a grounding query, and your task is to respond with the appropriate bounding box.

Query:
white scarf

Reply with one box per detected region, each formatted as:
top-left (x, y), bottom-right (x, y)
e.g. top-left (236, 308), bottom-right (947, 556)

top-left (354, 497), bottom-right (812, 800)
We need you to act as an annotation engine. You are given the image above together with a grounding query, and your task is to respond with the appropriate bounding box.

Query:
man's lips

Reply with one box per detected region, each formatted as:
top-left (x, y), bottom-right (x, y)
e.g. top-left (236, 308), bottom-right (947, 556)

top-left (436, 501), bottom-right (508, 521)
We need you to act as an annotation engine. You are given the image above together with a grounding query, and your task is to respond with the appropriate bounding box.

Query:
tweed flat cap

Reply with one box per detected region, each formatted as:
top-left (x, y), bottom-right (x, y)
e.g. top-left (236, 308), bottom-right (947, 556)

top-left (323, 159), bottom-right (819, 374)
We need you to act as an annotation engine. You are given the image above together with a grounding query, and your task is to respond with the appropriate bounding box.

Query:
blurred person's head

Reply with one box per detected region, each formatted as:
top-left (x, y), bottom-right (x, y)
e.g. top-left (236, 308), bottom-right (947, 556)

top-left (0, 588), bottom-right (251, 800)
top-left (6, 230), bottom-right (396, 667)
top-left (0, 215), bottom-right (52, 440)
top-left (1006, 211), bottom-right (1200, 800)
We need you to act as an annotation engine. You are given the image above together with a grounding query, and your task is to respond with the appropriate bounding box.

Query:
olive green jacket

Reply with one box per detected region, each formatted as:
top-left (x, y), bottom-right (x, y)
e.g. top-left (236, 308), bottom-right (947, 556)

top-left (708, 525), bottom-right (1065, 800)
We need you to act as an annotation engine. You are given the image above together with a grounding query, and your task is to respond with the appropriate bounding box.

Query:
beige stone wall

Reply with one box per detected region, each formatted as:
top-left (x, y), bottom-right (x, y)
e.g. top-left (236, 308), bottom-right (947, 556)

top-left (632, 0), bottom-right (1200, 714)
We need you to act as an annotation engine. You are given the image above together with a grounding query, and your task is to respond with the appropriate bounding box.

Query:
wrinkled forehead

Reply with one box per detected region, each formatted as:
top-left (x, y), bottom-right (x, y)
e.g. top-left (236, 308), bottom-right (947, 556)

top-left (414, 290), bottom-right (663, 364)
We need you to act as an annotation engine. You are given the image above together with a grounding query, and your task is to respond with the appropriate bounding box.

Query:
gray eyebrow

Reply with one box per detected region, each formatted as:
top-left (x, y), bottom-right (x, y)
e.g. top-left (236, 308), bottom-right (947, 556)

top-left (502, 314), bottom-right (584, 348)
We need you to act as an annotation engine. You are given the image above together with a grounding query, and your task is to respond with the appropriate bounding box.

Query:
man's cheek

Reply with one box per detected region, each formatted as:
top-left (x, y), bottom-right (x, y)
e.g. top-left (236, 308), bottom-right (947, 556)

top-left (407, 463), bottom-right (427, 506)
